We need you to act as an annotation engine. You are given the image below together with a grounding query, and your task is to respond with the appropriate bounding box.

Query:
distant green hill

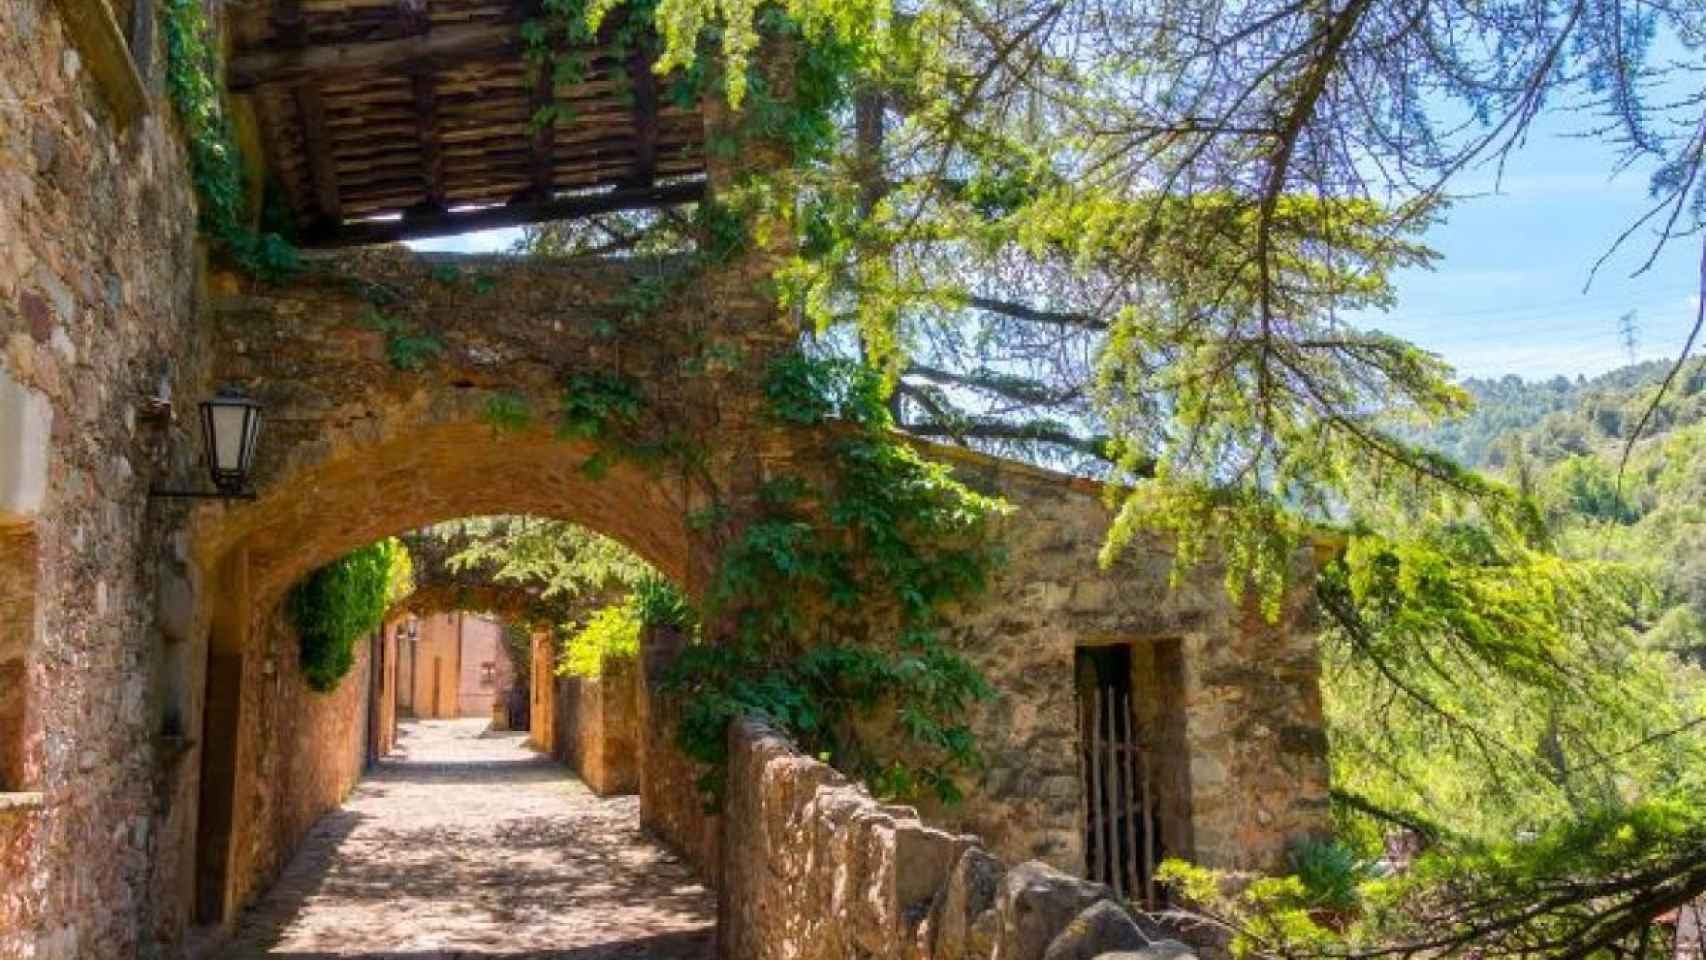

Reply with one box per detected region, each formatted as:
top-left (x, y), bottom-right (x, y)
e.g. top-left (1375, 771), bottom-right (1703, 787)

top-left (1419, 358), bottom-right (1706, 469)
top-left (1416, 356), bottom-right (1706, 662)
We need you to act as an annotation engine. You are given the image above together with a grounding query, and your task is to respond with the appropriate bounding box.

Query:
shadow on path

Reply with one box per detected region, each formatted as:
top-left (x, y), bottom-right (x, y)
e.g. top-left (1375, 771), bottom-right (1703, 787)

top-left (218, 719), bottom-right (715, 960)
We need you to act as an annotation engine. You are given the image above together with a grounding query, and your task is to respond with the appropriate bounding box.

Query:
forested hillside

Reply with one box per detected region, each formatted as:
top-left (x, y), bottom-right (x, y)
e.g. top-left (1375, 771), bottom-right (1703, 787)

top-left (1283, 358), bottom-right (1706, 887)
top-left (1417, 359), bottom-right (1706, 661)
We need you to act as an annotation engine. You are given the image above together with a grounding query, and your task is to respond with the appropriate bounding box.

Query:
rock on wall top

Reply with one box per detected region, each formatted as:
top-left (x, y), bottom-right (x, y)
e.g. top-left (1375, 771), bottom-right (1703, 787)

top-left (718, 717), bottom-right (1200, 960)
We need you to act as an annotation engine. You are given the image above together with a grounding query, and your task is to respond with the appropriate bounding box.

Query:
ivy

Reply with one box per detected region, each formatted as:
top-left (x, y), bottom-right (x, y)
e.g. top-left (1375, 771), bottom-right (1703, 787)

top-left (287, 540), bottom-right (410, 692)
top-left (546, 351), bottom-right (1006, 804)
top-left (360, 308), bottom-right (446, 371)
top-left (560, 372), bottom-right (700, 476)
top-left (161, 0), bottom-right (300, 280)
top-left (482, 393), bottom-right (534, 432)
top-left (667, 354), bottom-right (1009, 804)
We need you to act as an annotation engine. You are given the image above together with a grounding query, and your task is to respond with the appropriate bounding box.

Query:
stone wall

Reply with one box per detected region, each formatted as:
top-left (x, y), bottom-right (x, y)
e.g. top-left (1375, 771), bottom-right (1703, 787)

top-left (0, 0), bottom-right (211, 950)
top-left (908, 451), bottom-right (1332, 875)
top-left (219, 601), bottom-right (373, 923)
top-left (719, 717), bottom-right (1193, 960)
top-left (639, 624), bottom-right (721, 884)
top-left (552, 659), bottom-right (640, 797)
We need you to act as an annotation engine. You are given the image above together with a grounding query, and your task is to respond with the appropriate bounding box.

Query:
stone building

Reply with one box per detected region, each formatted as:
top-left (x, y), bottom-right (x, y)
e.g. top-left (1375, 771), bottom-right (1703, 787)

top-left (0, 0), bottom-right (1334, 955)
top-left (394, 612), bottom-right (515, 721)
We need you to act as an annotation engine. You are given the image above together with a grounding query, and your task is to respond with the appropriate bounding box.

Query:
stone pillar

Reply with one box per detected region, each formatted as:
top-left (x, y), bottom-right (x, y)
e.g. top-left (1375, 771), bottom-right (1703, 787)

top-left (529, 630), bottom-right (555, 753)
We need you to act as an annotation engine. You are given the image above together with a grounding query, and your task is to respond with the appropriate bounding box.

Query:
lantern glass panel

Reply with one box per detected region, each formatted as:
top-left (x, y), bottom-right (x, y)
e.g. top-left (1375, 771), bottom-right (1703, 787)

top-left (208, 403), bottom-right (251, 472)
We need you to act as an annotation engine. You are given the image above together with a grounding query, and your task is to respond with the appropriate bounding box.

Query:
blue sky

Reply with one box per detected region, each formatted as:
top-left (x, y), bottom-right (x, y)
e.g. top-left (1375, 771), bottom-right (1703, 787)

top-left (414, 115), bottom-right (1703, 385)
top-left (1363, 113), bottom-right (1702, 382)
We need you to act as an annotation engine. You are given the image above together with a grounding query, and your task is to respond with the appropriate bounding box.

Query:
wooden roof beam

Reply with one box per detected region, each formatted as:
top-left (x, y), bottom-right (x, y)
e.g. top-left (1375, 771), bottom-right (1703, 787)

top-left (296, 84), bottom-right (343, 230)
top-left (227, 21), bottom-right (521, 91)
top-left (625, 39), bottom-right (659, 187)
top-left (409, 71), bottom-right (448, 214)
top-left (312, 180), bottom-right (706, 246)
top-left (526, 59), bottom-right (556, 202)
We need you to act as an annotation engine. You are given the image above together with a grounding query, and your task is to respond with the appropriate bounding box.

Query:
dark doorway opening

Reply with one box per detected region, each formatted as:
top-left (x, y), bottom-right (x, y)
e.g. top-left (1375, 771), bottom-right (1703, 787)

top-left (1076, 642), bottom-right (1166, 906)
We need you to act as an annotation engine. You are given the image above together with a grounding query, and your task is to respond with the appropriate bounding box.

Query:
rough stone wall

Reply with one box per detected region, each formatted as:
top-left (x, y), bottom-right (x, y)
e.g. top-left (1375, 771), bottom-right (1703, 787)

top-left (719, 717), bottom-right (1185, 960)
top-left (0, 0), bottom-right (211, 951)
top-left (553, 660), bottom-right (640, 796)
top-left (224, 602), bottom-right (371, 916)
top-left (638, 625), bottom-right (721, 883)
top-left (909, 451), bottom-right (1332, 875)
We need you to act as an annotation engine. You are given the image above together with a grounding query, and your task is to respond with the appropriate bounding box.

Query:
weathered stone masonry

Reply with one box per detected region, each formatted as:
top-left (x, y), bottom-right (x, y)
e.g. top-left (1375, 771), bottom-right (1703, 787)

top-left (2, 0), bottom-right (1331, 949)
top-left (190, 252), bottom-right (1331, 882)
top-left (1, 0), bottom-right (211, 951)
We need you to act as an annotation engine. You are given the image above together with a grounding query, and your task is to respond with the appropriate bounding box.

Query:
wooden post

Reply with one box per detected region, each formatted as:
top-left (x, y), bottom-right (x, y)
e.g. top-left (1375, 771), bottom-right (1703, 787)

top-left (1088, 686), bottom-right (1102, 885)
top-left (1141, 742), bottom-right (1156, 908)
top-left (1123, 693), bottom-right (1142, 905)
top-left (1104, 690), bottom-right (1122, 900)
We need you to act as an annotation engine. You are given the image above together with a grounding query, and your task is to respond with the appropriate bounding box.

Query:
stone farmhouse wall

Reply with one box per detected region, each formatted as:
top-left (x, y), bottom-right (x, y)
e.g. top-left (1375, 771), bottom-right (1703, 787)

top-left (718, 717), bottom-right (1195, 960)
top-left (921, 453), bottom-right (1330, 874)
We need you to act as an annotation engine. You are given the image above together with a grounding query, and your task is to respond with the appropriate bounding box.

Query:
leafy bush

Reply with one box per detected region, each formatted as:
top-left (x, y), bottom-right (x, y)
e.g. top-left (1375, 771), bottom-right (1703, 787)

top-left (558, 602), bottom-right (641, 678)
top-left (287, 540), bottom-right (409, 692)
top-left (633, 575), bottom-right (696, 629)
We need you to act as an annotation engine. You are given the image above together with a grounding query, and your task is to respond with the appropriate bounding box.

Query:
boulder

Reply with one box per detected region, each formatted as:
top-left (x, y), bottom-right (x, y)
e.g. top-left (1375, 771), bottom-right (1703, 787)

top-left (927, 846), bottom-right (1006, 960)
top-left (1042, 900), bottom-right (1148, 960)
top-left (992, 861), bottom-right (1112, 960)
top-left (1092, 939), bottom-right (1197, 960)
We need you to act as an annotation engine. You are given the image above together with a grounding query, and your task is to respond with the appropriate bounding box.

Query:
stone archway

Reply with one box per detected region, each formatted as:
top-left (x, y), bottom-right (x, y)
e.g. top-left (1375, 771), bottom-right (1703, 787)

top-left (164, 247), bottom-right (1334, 940)
top-left (173, 246), bottom-right (787, 926)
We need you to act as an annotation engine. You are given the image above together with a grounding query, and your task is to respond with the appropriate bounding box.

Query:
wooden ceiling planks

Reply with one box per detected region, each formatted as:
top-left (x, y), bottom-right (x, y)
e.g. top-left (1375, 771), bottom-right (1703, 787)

top-left (230, 0), bottom-right (705, 245)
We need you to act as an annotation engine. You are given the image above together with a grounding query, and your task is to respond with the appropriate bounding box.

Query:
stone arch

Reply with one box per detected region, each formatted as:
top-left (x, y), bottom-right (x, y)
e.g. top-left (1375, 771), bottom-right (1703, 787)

top-left (178, 248), bottom-right (779, 647)
top-left (175, 249), bottom-right (772, 927)
top-left (193, 417), bottom-right (696, 635)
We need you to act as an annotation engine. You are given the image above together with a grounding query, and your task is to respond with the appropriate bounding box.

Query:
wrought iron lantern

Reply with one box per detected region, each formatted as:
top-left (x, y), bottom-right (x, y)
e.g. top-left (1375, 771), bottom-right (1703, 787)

top-left (200, 388), bottom-right (264, 494)
top-left (150, 388), bottom-right (263, 500)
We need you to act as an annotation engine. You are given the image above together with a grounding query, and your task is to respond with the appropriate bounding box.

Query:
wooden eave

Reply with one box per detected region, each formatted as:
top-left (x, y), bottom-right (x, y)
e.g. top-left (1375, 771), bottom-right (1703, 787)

top-left (227, 0), bottom-right (706, 245)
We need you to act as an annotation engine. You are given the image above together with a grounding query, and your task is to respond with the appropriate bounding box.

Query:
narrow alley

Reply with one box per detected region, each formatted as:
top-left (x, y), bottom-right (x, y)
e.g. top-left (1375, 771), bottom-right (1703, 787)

top-left (216, 720), bottom-right (717, 959)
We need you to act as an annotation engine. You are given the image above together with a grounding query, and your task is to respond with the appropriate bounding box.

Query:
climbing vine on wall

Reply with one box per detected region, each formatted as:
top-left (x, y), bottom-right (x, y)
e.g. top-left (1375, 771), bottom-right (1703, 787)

top-left (162, 0), bottom-right (300, 279)
top-left (287, 539), bottom-right (410, 692)
top-left (559, 355), bottom-right (1009, 804)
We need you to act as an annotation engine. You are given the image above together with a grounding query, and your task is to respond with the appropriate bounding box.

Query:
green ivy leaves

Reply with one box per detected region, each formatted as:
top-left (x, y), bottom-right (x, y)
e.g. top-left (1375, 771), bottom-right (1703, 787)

top-left (287, 540), bottom-right (410, 692)
top-left (162, 0), bottom-right (300, 279)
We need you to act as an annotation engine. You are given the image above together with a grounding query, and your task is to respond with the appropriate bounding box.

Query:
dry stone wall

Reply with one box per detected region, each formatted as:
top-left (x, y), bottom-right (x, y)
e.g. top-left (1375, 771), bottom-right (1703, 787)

top-left (639, 624), bottom-right (722, 883)
top-left (222, 603), bottom-right (372, 915)
top-left (719, 717), bottom-right (1198, 960)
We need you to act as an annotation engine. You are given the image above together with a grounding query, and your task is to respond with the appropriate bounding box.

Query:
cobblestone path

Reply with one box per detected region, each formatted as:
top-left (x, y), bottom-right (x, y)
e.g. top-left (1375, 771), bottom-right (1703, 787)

top-left (219, 719), bottom-right (716, 959)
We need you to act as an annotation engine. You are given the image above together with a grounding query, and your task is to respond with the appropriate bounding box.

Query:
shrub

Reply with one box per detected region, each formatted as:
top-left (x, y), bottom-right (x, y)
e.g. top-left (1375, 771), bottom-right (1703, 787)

top-left (632, 575), bottom-right (696, 629)
top-left (1290, 837), bottom-right (1370, 913)
top-left (288, 539), bottom-right (409, 692)
top-left (558, 602), bottom-right (641, 678)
